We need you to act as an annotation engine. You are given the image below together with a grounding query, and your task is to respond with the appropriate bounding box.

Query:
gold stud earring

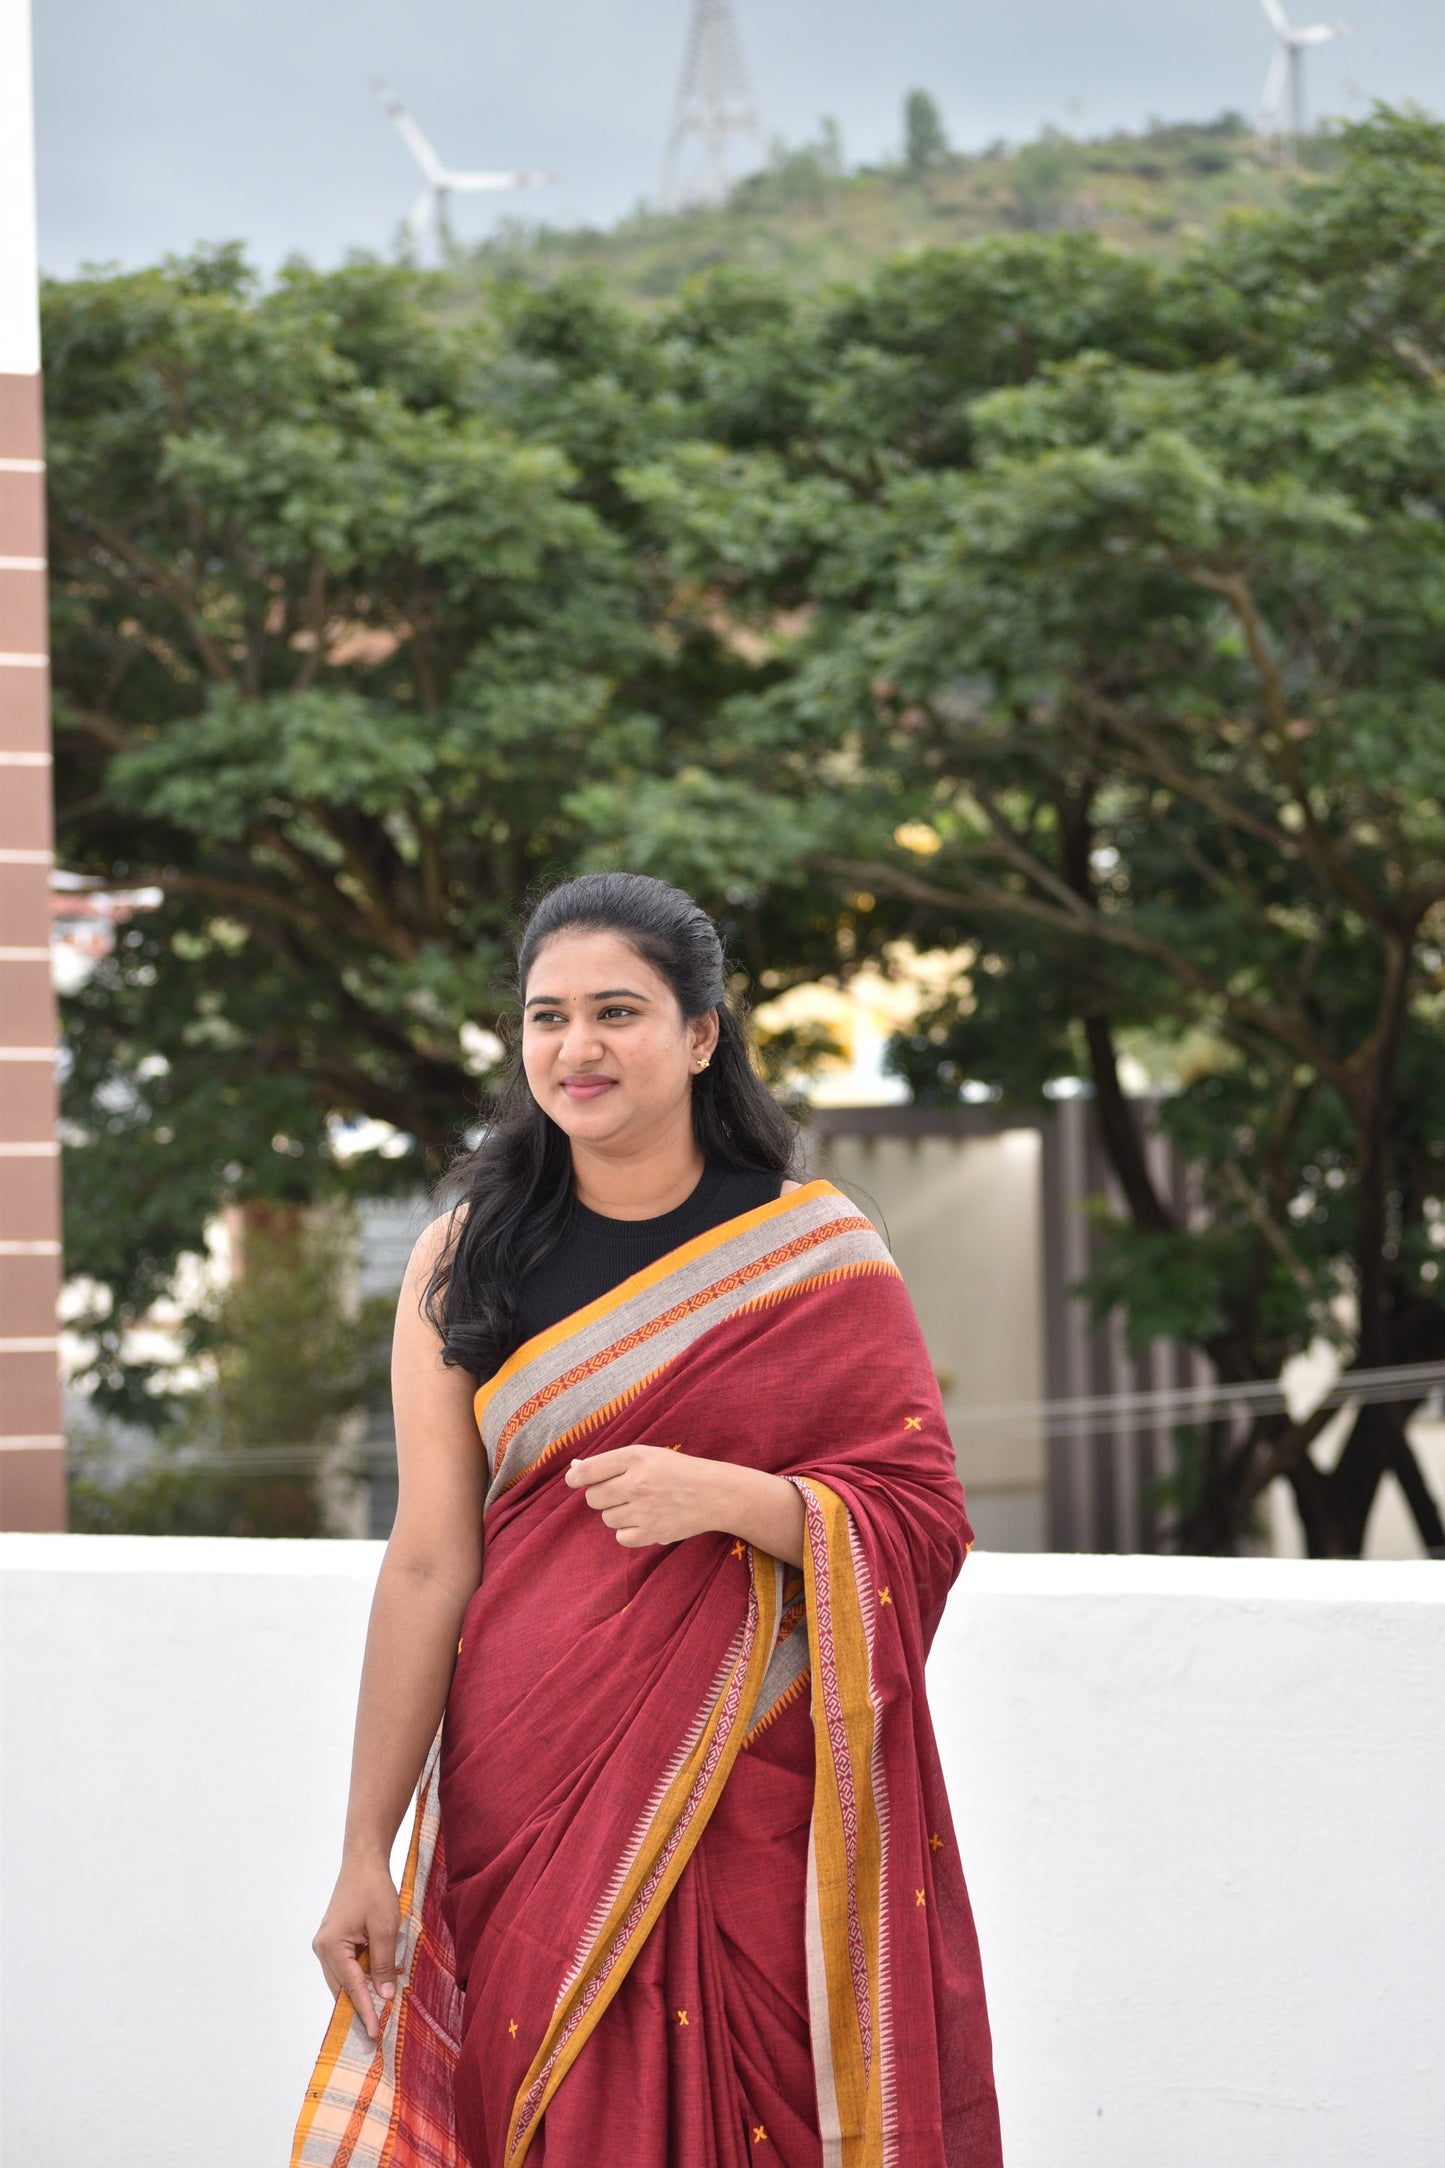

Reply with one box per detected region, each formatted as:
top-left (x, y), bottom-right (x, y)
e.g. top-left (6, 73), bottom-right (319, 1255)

top-left (696, 1057), bottom-right (710, 1070)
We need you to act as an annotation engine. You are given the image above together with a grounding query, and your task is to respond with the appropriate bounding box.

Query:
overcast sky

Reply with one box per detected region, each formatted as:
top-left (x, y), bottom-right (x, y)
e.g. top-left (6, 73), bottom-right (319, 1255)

top-left (32, 0), bottom-right (1445, 279)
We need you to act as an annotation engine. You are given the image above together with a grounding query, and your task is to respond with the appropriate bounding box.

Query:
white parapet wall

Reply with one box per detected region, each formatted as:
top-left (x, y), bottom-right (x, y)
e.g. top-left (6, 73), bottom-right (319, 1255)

top-left (2, 1536), bottom-right (1442, 2168)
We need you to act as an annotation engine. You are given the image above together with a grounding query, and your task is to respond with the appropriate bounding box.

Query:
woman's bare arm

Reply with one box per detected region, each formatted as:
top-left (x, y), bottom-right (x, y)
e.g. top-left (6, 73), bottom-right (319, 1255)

top-left (311, 1208), bottom-right (485, 2035)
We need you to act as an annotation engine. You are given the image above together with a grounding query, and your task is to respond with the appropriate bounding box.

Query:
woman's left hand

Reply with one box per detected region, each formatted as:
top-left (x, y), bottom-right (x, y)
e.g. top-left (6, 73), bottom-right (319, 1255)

top-left (564, 1443), bottom-right (729, 1548)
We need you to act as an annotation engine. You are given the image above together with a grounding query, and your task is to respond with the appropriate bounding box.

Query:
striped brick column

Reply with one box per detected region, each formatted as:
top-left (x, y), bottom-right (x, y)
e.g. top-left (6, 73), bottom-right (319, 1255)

top-left (1, 0), bottom-right (65, 1528)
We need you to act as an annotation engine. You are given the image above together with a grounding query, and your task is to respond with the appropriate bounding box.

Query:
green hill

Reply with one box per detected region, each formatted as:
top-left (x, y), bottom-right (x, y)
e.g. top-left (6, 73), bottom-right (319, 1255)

top-left (456, 113), bottom-right (1331, 304)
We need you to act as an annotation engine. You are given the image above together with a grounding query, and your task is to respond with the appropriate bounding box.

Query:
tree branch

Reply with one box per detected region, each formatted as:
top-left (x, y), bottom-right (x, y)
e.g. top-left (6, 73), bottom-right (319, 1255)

top-left (1079, 687), bottom-right (1297, 864)
top-left (55, 704), bottom-right (133, 753)
top-left (82, 517), bottom-right (238, 687)
top-left (815, 849), bottom-right (1348, 1086)
top-left (302, 804), bottom-right (419, 962)
top-left (292, 555), bottom-right (329, 694)
top-left (157, 867), bottom-right (357, 944)
top-left (1183, 564), bottom-right (1401, 937)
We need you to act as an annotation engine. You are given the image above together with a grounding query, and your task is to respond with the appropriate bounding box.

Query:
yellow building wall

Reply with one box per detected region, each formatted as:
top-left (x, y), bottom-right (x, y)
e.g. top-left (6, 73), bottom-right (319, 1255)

top-left (802, 1126), bottom-right (1047, 1551)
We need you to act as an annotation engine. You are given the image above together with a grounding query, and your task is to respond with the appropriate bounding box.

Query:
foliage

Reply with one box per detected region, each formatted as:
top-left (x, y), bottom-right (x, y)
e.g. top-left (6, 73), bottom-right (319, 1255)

top-left (1011, 129), bottom-right (1093, 230)
top-left (45, 252), bottom-right (864, 1412)
top-left (68, 1202), bottom-right (392, 1533)
top-left (903, 91), bottom-right (951, 181)
top-left (469, 115), bottom-right (1298, 307)
top-left (554, 109), bottom-right (1445, 1555)
top-left (48, 108), bottom-right (1445, 1556)
top-left (733, 120), bottom-right (846, 218)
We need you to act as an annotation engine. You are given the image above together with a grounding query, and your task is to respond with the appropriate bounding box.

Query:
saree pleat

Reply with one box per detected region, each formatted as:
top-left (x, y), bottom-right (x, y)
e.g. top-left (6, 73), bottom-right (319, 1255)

top-left (293, 1179), bottom-right (1002, 2168)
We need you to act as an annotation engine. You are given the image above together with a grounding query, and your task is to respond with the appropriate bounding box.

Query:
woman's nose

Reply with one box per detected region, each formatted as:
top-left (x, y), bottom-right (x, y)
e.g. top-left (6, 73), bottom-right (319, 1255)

top-left (560, 1020), bottom-right (604, 1065)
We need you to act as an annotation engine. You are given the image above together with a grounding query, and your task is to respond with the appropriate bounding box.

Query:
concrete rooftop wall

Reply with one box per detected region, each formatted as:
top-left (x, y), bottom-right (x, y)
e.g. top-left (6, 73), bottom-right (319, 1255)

top-left (2, 1537), bottom-right (1441, 2167)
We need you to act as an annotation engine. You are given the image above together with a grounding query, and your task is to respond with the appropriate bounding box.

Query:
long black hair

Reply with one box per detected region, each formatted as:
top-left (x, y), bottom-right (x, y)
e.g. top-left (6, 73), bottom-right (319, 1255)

top-left (421, 870), bottom-right (803, 1379)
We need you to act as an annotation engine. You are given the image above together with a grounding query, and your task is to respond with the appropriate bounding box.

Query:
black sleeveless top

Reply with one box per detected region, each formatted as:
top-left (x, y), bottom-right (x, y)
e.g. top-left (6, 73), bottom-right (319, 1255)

top-left (512, 1159), bottom-right (786, 1348)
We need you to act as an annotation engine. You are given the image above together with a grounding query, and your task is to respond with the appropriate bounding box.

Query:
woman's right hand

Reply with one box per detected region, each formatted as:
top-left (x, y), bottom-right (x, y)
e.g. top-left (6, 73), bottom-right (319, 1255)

top-left (312, 1854), bottom-right (402, 2040)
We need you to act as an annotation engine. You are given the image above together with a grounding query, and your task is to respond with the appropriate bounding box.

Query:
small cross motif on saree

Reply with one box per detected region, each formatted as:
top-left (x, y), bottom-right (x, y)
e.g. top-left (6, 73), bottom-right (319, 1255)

top-left (916, 1888), bottom-right (926, 1906)
top-left (879, 1586), bottom-right (892, 1605)
top-left (731, 1539), bottom-right (746, 1559)
top-left (929, 1830), bottom-right (944, 1851)
top-left (676, 2009), bottom-right (689, 2026)
top-left (904, 1414), bottom-right (923, 1430)
top-left (508, 2018), bottom-right (518, 2037)
top-left (752, 2126), bottom-right (767, 2145)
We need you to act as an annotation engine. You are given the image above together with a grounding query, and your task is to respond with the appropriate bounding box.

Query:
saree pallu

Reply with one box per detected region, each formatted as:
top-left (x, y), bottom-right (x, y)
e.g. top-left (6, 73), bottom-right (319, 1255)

top-left (293, 1178), bottom-right (1002, 2168)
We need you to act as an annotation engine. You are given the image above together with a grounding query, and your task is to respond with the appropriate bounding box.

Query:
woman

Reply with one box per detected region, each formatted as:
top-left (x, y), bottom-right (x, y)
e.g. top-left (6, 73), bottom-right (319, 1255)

top-left (295, 872), bottom-right (1002, 2168)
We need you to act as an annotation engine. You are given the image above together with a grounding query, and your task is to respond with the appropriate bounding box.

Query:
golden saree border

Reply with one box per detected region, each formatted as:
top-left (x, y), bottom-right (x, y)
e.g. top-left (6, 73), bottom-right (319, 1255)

top-left (476, 1180), bottom-right (889, 1506)
top-left (291, 1730), bottom-right (450, 2168)
top-left (476, 1176), bottom-right (842, 1427)
top-left (488, 1229), bottom-right (879, 1497)
top-left (502, 1548), bottom-right (784, 2167)
top-left (789, 1476), bottom-right (891, 2168)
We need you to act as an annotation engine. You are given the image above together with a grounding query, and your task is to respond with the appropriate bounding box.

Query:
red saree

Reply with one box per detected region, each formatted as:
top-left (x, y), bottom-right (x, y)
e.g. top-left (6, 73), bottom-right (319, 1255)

top-left (293, 1178), bottom-right (1002, 2168)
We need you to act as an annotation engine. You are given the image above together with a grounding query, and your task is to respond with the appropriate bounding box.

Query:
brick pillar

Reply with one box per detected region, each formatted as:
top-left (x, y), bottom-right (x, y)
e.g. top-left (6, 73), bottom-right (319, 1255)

top-left (1, 0), bottom-right (66, 1528)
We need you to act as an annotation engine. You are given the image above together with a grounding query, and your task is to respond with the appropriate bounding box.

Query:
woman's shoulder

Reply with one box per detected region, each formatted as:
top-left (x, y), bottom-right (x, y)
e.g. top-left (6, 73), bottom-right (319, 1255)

top-left (779, 1178), bottom-right (802, 1195)
top-left (404, 1197), bottom-right (469, 1285)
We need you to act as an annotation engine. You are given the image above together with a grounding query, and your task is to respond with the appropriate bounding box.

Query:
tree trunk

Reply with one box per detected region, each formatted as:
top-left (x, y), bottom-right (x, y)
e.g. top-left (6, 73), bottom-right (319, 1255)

top-left (1082, 1014), bottom-right (1175, 1233)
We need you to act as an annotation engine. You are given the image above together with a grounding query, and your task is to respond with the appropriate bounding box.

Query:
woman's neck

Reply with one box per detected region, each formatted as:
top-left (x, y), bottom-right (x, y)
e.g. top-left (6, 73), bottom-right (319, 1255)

top-left (569, 1136), bottom-right (708, 1221)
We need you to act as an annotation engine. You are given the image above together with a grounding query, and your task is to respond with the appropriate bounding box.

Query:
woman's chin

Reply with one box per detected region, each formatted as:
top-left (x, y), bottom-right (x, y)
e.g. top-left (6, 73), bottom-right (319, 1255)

top-left (554, 1091), bottom-right (629, 1132)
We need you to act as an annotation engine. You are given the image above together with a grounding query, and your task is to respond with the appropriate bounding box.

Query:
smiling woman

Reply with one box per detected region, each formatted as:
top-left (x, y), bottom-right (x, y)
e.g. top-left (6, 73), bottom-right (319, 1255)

top-left (294, 872), bottom-right (1001, 2168)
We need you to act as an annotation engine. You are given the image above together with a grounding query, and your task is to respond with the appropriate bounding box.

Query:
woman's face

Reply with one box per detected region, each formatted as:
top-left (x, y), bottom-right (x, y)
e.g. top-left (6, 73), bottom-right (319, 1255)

top-left (520, 928), bottom-right (717, 1150)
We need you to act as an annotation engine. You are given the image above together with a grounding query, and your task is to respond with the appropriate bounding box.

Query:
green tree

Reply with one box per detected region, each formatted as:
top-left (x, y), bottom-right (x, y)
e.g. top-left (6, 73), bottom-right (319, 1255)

top-left (903, 90), bottom-right (951, 180)
top-left (1012, 127), bottom-right (1087, 229)
top-left (603, 112), bottom-right (1445, 1557)
top-left (69, 1201), bottom-right (391, 1534)
top-left (49, 113), bottom-right (1445, 1558)
top-left (42, 251), bottom-right (615, 1405)
top-left (44, 252), bottom-right (863, 1415)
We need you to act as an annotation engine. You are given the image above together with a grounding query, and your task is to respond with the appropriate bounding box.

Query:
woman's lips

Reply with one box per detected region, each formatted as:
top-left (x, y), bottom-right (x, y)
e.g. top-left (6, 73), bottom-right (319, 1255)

top-left (561, 1078), bottom-right (617, 1099)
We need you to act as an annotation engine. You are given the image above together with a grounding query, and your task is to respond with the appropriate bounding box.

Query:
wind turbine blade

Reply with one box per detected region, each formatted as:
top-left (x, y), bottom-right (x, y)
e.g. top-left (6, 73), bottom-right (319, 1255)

top-left (407, 186), bottom-right (435, 241)
top-left (1294, 21), bottom-right (1349, 43)
top-left (440, 169), bottom-right (555, 192)
top-left (1259, 45), bottom-right (1289, 130)
top-left (1257, 0), bottom-right (1293, 34)
top-left (371, 76), bottom-right (443, 183)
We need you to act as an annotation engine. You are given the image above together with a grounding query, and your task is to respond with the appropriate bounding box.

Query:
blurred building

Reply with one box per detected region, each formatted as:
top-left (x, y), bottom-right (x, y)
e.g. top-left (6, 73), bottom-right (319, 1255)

top-left (1, 0), bottom-right (64, 1529)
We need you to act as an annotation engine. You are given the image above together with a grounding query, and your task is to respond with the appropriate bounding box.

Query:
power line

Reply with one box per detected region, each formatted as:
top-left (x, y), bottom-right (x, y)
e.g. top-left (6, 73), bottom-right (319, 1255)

top-left (70, 1360), bottom-right (1445, 1471)
top-left (950, 1359), bottom-right (1445, 1441)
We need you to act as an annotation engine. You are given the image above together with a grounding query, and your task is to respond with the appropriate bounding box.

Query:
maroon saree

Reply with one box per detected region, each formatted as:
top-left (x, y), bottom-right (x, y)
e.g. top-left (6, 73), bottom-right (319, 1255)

top-left (293, 1178), bottom-right (1002, 2168)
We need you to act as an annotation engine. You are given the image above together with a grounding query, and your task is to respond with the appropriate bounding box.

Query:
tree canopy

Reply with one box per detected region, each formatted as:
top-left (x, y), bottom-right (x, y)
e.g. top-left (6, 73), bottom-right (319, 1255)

top-left (903, 91), bottom-right (951, 179)
top-left (48, 111), bottom-right (1445, 1554)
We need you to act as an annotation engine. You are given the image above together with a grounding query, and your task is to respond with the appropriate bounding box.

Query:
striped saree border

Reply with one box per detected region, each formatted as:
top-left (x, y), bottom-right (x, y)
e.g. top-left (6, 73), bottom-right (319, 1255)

top-left (744, 1571), bottom-right (809, 1743)
top-left (291, 1730), bottom-right (450, 2168)
top-left (788, 1477), bottom-right (893, 2168)
top-left (474, 1178), bottom-right (841, 1428)
top-left (477, 1181), bottom-right (892, 1505)
top-left (502, 1551), bottom-right (785, 2167)
top-left (489, 1226), bottom-right (868, 1491)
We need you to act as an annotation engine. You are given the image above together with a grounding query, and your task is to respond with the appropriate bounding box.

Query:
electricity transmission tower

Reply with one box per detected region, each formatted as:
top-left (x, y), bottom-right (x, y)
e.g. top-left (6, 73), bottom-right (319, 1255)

top-left (662, 0), bottom-right (764, 210)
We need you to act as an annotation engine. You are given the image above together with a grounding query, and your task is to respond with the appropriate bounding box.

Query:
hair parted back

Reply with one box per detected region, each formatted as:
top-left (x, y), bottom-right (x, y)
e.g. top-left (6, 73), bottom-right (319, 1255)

top-left (421, 870), bottom-right (802, 1379)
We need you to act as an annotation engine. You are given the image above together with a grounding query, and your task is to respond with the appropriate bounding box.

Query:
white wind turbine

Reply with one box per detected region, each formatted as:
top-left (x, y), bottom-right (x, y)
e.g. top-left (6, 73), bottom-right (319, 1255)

top-left (1256, 0), bottom-right (1352, 155)
top-left (371, 78), bottom-right (553, 254)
